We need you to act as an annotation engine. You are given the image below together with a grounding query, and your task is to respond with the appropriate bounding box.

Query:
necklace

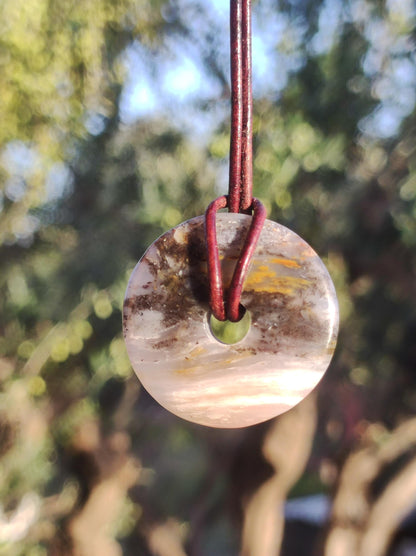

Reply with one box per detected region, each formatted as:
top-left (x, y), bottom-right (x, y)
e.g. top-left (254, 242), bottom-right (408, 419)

top-left (123, 0), bottom-right (339, 428)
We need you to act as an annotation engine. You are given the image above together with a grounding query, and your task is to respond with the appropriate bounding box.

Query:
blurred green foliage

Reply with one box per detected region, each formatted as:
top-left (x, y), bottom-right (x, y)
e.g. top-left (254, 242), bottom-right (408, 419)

top-left (0, 0), bottom-right (416, 554)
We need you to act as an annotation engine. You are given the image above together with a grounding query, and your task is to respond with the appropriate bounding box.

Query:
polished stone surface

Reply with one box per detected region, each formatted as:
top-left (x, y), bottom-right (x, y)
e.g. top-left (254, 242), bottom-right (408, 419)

top-left (123, 214), bottom-right (339, 428)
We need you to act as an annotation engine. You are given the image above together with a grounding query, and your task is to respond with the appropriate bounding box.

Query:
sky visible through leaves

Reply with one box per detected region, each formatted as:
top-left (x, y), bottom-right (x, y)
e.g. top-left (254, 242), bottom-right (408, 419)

top-left (121, 0), bottom-right (416, 139)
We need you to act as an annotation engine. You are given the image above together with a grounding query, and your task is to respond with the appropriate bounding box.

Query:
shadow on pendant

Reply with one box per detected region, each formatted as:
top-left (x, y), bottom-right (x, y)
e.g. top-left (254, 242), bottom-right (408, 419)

top-left (186, 219), bottom-right (210, 306)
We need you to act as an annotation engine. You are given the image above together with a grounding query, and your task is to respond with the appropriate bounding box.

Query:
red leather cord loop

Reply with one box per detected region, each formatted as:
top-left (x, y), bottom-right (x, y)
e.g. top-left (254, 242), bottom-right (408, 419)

top-left (205, 195), bottom-right (228, 322)
top-left (205, 196), bottom-right (266, 322)
top-left (205, 0), bottom-right (263, 322)
top-left (227, 198), bottom-right (266, 321)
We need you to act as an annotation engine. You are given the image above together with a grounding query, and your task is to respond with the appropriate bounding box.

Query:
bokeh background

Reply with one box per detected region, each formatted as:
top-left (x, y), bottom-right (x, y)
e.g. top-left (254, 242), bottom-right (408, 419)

top-left (1, 0), bottom-right (416, 555)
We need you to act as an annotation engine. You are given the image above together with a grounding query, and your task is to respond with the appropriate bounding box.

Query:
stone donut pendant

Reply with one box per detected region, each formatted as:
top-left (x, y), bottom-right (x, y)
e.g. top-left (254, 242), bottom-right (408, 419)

top-left (123, 213), bottom-right (339, 428)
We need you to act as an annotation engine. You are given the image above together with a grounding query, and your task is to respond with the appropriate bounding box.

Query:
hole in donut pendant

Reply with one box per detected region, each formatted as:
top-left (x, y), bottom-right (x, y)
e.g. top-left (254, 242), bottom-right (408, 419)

top-left (209, 306), bottom-right (251, 345)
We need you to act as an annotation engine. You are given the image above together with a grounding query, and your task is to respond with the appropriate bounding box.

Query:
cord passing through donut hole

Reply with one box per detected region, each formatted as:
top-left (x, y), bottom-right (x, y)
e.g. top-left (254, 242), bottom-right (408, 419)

top-left (209, 304), bottom-right (251, 345)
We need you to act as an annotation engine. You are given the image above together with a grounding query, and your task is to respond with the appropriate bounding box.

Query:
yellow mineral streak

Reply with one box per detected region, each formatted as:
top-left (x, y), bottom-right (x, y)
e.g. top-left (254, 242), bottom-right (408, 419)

top-left (175, 365), bottom-right (202, 376)
top-left (245, 263), bottom-right (310, 294)
top-left (185, 345), bottom-right (207, 360)
top-left (222, 350), bottom-right (258, 366)
top-left (176, 349), bottom-right (254, 376)
top-left (271, 257), bottom-right (301, 269)
top-left (247, 264), bottom-right (276, 283)
top-left (174, 346), bottom-right (208, 375)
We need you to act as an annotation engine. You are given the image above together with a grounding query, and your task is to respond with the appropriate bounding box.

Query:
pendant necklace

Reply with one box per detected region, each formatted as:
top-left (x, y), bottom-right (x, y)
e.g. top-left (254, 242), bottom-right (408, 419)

top-left (123, 0), bottom-right (339, 428)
